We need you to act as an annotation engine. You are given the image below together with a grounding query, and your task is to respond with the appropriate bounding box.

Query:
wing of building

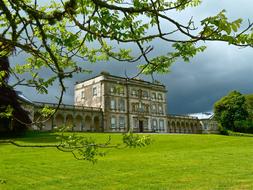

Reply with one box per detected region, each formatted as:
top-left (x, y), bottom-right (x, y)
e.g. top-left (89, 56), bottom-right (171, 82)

top-left (188, 112), bottom-right (219, 134)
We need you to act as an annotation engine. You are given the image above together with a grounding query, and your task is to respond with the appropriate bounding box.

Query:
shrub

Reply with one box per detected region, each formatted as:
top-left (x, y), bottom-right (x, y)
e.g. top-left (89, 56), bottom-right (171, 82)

top-left (218, 124), bottom-right (229, 135)
top-left (234, 120), bottom-right (253, 134)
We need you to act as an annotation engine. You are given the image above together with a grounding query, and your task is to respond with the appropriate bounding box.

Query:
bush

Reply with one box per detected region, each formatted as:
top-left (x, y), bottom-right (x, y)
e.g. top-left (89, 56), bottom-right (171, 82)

top-left (218, 124), bottom-right (229, 135)
top-left (234, 120), bottom-right (253, 134)
top-left (227, 130), bottom-right (253, 137)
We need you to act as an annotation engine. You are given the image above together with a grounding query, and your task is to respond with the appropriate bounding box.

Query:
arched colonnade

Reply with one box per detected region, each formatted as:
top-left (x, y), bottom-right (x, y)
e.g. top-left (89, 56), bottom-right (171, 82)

top-left (167, 116), bottom-right (202, 134)
top-left (33, 104), bottom-right (103, 132)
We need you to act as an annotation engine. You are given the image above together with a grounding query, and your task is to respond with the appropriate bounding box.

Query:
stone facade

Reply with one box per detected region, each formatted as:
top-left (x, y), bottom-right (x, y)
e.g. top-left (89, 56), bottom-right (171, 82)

top-left (75, 72), bottom-right (168, 133)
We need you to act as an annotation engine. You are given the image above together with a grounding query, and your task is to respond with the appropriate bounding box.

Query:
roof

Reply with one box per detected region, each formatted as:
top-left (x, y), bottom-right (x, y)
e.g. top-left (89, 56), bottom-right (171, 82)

top-left (187, 112), bottom-right (214, 120)
top-left (16, 91), bottom-right (33, 104)
top-left (167, 114), bottom-right (198, 119)
top-left (75, 71), bottom-right (165, 87)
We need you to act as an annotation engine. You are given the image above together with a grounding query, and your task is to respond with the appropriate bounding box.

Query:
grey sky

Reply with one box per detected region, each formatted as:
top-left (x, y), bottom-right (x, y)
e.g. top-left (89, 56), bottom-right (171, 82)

top-left (11, 0), bottom-right (253, 114)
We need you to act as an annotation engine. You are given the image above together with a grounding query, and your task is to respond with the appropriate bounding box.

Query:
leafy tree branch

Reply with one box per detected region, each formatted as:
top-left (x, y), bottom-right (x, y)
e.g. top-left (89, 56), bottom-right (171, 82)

top-left (0, 0), bottom-right (253, 127)
top-left (0, 132), bottom-right (152, 163)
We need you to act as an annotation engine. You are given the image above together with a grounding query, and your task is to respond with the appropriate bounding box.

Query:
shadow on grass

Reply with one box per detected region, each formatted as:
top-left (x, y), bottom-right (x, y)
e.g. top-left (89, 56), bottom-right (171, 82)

top-left (0, 131), bottom-right (60, 144)
top-left (17, 131), bottom-right (60, 143)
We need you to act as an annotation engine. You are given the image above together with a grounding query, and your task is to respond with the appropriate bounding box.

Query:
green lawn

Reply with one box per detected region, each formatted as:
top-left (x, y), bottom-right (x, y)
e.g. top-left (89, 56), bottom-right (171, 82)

top-left (0, 133), bottom-right (253, 190)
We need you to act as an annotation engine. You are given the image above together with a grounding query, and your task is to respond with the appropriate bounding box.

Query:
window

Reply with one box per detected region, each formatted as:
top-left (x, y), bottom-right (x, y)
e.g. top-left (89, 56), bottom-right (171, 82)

top-left (151, 104), bottom-right (156, 113)
top-left (152, 119), bottom-right (157, 132)
top-left (151, 92), bottom-right (156, 100)
top-left (135, 103), bottom-right (148, 113)
top-left (119, 116), bottom-right (125, 128)
top-left (132, 103), bottom-right (138, 112)
top-left (152, 119), bottom-right (157, 128)
top-left (139, 103), bottom-right (145, 112)
top-left (117, 86), bottom-right (124, 95)
top-left (158, 93), bottom-right (163, 100)
top-left (81, 91), bottom-right (85, 99)
top-left (144, 104), bottom-right (149, 113)
top-left (110, 99), bottom-right (116, 110)
top-left (93, 87), bottom-right (97, 96)
top-left (110, 87), bottom-right (115, 94)
top-left (118, 99), bottom-right (125, 111)
top-left (142, 91), bottom-right (148, 99)
top-left (111, 116), bottom-right (116, 128)
top-left (159, 119), bottom-right (164, 131)
top-left (158, 105), bottom-right (163, 113)
top-left (132, 89), bottom-right (137, 96)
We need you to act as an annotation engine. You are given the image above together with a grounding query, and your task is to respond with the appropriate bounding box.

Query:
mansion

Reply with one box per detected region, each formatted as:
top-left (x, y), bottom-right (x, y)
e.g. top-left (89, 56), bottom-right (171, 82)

top-left (23, 72), bottom-right (218, 134)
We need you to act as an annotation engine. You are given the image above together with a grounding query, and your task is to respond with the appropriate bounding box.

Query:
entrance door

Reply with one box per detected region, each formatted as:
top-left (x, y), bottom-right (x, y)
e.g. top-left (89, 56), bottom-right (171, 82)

top-left (139, 120), bottom-right (144, 132)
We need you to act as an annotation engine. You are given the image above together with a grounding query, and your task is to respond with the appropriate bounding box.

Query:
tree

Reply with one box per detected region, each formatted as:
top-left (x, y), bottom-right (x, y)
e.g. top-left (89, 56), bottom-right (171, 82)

top-left (0, 55), bottom-right (31, 135)
top-left (214, 91), bottom-right (249, 131)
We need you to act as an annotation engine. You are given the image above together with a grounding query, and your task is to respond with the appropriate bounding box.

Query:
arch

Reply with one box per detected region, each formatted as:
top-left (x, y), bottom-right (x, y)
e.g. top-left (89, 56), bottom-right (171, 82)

top-left (34, 111), bottom-right (54, 131)
top-left (93, 116), bottom-right (100, 132)
top-left (185, 122), bottom-right (190, 133)
top-left (55, 114), bottom-right (64, 128)
top-left (84, 115), bottom-right (92, 131)
top-left (181, 122), bottom-right (185, 133)
top-left (66, 114), bottom-right (74, 130)
top-left (176, 121), bottom-right (180, 133)
top-left (171, 121), bottom-right (176, 133)
top-left (44, 116), bottom-right (53, 131)
top-left (34, 112), bottom-right (43, 130)
top-left (75, 115), bottom-right (83, 131)
top-left (167, 121), bottom-right (171, 133)
top-left (195, 123), bottom-right (201, 133)
top-left (190, 122), bottom-right (194, 133)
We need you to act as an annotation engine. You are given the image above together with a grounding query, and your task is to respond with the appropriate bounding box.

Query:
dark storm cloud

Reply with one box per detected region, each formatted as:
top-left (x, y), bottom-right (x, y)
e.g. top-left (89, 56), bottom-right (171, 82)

top-left (162, 42), bottom-right (253, 114)
top-left (9, 0), bottom-right (253, 114)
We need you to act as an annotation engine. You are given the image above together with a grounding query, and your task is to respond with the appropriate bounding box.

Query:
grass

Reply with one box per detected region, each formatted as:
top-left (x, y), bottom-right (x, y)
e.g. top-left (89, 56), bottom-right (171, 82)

top-left (0, 133), bottom-right (253, 190)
